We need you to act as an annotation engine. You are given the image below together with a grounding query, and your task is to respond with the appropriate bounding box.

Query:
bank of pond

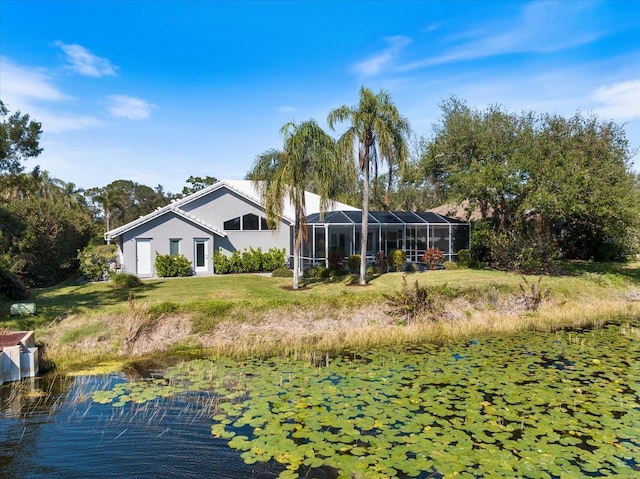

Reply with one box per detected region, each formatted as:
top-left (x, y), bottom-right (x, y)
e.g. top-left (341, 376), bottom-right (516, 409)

top-left (2, 320), bottom-right (640, 478)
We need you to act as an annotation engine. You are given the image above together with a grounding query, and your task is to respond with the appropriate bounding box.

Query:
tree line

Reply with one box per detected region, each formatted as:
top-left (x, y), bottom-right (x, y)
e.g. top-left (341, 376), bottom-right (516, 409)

top-left (2, 88), bottom-right (639, 295)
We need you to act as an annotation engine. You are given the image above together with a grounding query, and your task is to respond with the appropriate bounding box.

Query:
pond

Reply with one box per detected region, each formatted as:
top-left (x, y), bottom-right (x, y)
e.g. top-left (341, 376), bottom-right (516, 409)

top-left (2, 321), bottom-right (640, 478)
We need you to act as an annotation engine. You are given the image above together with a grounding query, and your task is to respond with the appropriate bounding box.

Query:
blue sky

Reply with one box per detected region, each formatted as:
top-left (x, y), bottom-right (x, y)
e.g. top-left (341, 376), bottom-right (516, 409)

top-left (1, 0), bottom-right (639, 194)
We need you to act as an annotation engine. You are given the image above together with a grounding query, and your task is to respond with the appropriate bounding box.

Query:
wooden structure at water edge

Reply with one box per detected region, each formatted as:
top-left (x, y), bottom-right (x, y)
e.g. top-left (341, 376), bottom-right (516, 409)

top-left (0, 331), bottom-right (39, 385)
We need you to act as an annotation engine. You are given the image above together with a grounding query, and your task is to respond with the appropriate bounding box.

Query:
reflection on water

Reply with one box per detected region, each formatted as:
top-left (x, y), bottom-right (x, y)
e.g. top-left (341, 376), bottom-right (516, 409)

top-left (0, 373), bottom-right (283, 479)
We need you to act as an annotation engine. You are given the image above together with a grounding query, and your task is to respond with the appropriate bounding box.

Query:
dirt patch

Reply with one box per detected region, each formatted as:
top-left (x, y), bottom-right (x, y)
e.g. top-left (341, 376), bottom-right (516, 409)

top-left (127, 314), bottom-right (192, 356)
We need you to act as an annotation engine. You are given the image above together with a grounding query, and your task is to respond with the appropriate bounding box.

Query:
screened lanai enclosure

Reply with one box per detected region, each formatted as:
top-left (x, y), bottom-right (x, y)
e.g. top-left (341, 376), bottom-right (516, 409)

top-left (302, 211), bottom-right (471, 267)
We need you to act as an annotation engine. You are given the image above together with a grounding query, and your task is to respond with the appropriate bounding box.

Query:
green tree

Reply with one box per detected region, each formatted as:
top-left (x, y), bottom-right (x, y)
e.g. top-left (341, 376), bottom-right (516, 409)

top-left (328, 87), bottom-right (410, 285)
top-left (423, 97), bottom-right (640, 266)
top-left (1, 198), bottom-right (94, 286)
top-left (89, 180), bottom-right (172, 233)
top-left (0, 100), bottom-right (43, 175)
top-left (248, 119), bottom-right (339, 289)
top-left (181, 175), bottom-right (218, 196)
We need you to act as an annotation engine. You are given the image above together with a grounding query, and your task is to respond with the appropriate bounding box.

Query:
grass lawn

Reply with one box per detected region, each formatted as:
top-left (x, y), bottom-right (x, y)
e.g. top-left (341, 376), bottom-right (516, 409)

top-left (1, 262), bottom-right (638, 369)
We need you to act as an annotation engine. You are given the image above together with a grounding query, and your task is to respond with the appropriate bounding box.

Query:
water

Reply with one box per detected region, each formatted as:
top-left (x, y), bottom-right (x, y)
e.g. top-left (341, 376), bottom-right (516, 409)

top-left (0, 374), bottom-right (284, 479)
top-left (2, 321), bottom-right (640, 478)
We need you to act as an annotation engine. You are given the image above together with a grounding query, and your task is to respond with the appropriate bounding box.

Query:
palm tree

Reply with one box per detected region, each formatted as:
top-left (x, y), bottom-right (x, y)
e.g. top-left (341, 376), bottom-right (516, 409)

top-left (58, 181), bottom-right (86, 209)
top-left (328, 87), bottom-right (410, 285)
top-left (248, 119), bottom-right (338, 290)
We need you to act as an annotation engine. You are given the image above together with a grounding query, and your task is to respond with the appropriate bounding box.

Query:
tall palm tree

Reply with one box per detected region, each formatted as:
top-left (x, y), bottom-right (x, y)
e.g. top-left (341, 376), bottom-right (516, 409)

top-left (328, 87), bottom-right (410, 285)
top-left (58, 181), bottom-right (86, 209)
top-left (248, 119), bottom-right (338, 290)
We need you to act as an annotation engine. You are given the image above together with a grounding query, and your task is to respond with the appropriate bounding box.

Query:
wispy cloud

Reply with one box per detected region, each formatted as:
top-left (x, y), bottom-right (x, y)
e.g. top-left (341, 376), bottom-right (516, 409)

top-left (107, 95), bottom-right (156, 120)
top-left (399, 1), bottom-right (604, 71)
top-left (278, 106), bottom-right (296, 113)
top-left (55, 41), bottom-right (117, 77)
top-left (353, 36), bottom-right (411, 76)
top-left (591, 80), bottom-right (640, 121)
top-left (0, 56), bottom-right (67, 105)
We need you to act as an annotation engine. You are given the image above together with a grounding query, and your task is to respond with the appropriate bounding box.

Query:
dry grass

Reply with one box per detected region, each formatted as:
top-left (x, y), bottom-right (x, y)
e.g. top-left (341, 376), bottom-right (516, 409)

top-left (16, 263), bottom-right (640, 370)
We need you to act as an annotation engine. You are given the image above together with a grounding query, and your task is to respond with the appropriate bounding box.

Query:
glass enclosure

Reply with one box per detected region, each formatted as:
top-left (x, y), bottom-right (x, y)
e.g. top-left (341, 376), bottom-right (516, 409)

top-left (302, 211), bottom-right (471, 267)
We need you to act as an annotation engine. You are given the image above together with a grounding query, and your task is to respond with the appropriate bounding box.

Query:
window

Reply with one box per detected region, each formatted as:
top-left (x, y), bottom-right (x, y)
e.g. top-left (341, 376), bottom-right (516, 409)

top-left (169, 239), bottom-right (181, 256)
top-left (243, 213), bottom-right (260, 230)
top-left (224, 217), bottom-right (241, 230)
top-left (224, 214), bottom-right (269, 231)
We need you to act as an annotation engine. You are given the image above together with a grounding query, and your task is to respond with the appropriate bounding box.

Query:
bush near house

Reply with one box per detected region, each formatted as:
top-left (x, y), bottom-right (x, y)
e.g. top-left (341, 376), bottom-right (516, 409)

top-left (109, 272), bottom-right (141, 289)
top-left (155, 253), bottom-right (192, 277)
top-left (214, 247), bottom-right (286, 274)
top-left (348, 255), bottom-right (361, 273)
top-left (390, 249), bottom-right (407, 272)
top-left (374, 251), bottom-right (389, 274)
top-left (423, 247), bottom-right (444, 270)
top-left (78, 244), bottom-right (118, 281)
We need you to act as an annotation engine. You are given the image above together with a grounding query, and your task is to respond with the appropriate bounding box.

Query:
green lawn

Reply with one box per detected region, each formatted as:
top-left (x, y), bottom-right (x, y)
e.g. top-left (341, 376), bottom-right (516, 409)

top-left (2, 262), bottom-right (638, 332)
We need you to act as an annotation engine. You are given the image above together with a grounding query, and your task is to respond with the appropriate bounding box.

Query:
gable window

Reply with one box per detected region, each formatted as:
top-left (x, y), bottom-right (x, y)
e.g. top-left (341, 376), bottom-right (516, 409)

top-left (223, 213), bottom-right (271, 231)
top-left (169, 239), bottom-right (181, 256)
top-left (224, 217), bottom-right (241, 230)
top-left (243, 213), bottom-right (260, 230)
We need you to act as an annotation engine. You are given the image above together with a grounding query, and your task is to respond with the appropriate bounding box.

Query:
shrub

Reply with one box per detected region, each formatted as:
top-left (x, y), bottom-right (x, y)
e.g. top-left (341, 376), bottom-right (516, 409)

top-left (347, 255), bottom-right (361, 273)
top-left (457, 249), bottom-right (472, 268)
top-left (78, 244), bottom-right (117, 281)
top-left (422, 247), bottom-right (444, 270)
top-left (327, 248), bottom-right (346, 272)
top-left (304, 265), bottom-right (330, 279)
top-left (390, 249), bottom-right (407, 272)
top-left (374, 251), bottom-right (388, 273)
top-left (109, 272), bottom-right (142, 289)
top-left (262, 247), bottom-right (287, 271)
top-left (516, 276), bottom-right (550, 311)
top-left (271, 267), bottom-right (293, 278)
top-left (155, 253), bottom-right (192, 277)
top-left (0, 263), bottom-right (29, 300)
top-left (443, 260), bottom-right (458, 270)
top-left (213, 251), bottom-right (230, 274)
top-left (214, 247), bottom-right (286, 274)
top-left (383, 276), bottom-right (442, 324)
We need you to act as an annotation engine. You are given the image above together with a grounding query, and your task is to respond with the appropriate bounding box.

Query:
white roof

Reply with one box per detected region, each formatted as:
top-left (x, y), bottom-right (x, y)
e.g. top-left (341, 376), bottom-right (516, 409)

top-left (222, 180), bottom-right (359, 220)
top-left (105, 179), bottom-right (359, 240)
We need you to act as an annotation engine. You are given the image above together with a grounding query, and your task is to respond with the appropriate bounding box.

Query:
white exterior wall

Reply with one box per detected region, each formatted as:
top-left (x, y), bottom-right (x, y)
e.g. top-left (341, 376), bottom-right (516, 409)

top-left (118, 187), bottom-right (292, 277)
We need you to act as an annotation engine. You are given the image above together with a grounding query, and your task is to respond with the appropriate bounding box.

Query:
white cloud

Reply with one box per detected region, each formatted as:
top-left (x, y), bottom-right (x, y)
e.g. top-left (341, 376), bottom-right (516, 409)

top-left (0, 56), bottom-right (66, 106)
top-left (107, 95), bottom-right (156, 120)
top-left (278, 106), bottom-right (296, 113)
top-left (591, 80), bottom-right (640, 120)
top-left (400, 1), bottom-right (604, 71)
top-left (55, 41), bottom-right (117, 77)
top-left (353, 36), bottom-right (411, 76)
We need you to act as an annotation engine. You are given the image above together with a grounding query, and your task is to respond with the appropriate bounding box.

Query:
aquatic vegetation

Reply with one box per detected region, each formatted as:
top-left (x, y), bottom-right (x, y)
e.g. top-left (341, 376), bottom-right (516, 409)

top-left (93, 322), bottom-right (640, 478)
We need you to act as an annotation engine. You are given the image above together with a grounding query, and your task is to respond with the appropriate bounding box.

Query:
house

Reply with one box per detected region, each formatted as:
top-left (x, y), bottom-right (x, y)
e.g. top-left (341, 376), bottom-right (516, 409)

top-left (0, 331), bottom-right (39, 385)
top-left (105, 180), bottom-right (470, 277)
top-left (104, 180), bottom-right (358, 277)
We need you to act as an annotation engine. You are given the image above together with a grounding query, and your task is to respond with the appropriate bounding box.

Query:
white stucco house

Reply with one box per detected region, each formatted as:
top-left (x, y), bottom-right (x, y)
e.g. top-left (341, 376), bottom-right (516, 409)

top-left (104, 179), bottom-right (470, 277)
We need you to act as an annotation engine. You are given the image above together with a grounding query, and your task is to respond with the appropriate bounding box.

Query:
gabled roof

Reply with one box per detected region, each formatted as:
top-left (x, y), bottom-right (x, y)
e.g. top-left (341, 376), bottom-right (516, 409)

top-left (104, 179), bottom-right (359, 241)
top-left (105, 205), bottom-right (226, 241)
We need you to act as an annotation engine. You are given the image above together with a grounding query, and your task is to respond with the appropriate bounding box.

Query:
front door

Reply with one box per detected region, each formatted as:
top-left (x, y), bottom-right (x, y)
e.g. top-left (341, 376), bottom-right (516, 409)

top-left (194, 239), bottom-right (209, 274)
top-left (136, 239), bottom-right (152, 276)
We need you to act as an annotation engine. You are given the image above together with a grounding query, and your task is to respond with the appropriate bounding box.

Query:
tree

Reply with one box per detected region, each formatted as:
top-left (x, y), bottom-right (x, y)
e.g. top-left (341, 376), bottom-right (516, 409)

top-left (1, 198), bottom-right (94, 286)
top-left (422, 97), bottom-right (640, 267)
top-left (328, 87), bottom-right (410, 285)
top-left (0, 100), bottom-right (43, 175)
top-left (89, 180), bottom-right (172, 233)
top-left (181, 175), bottom-right (218, 196)
top-left (247, 119), bottom-right (339, 290)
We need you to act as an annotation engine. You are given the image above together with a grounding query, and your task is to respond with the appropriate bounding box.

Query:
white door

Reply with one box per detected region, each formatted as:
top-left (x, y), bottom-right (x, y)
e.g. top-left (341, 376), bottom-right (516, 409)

top-left (136, 239), bottom-right (152, 276)
top-left (194, 239), bottom-right (209, 274)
